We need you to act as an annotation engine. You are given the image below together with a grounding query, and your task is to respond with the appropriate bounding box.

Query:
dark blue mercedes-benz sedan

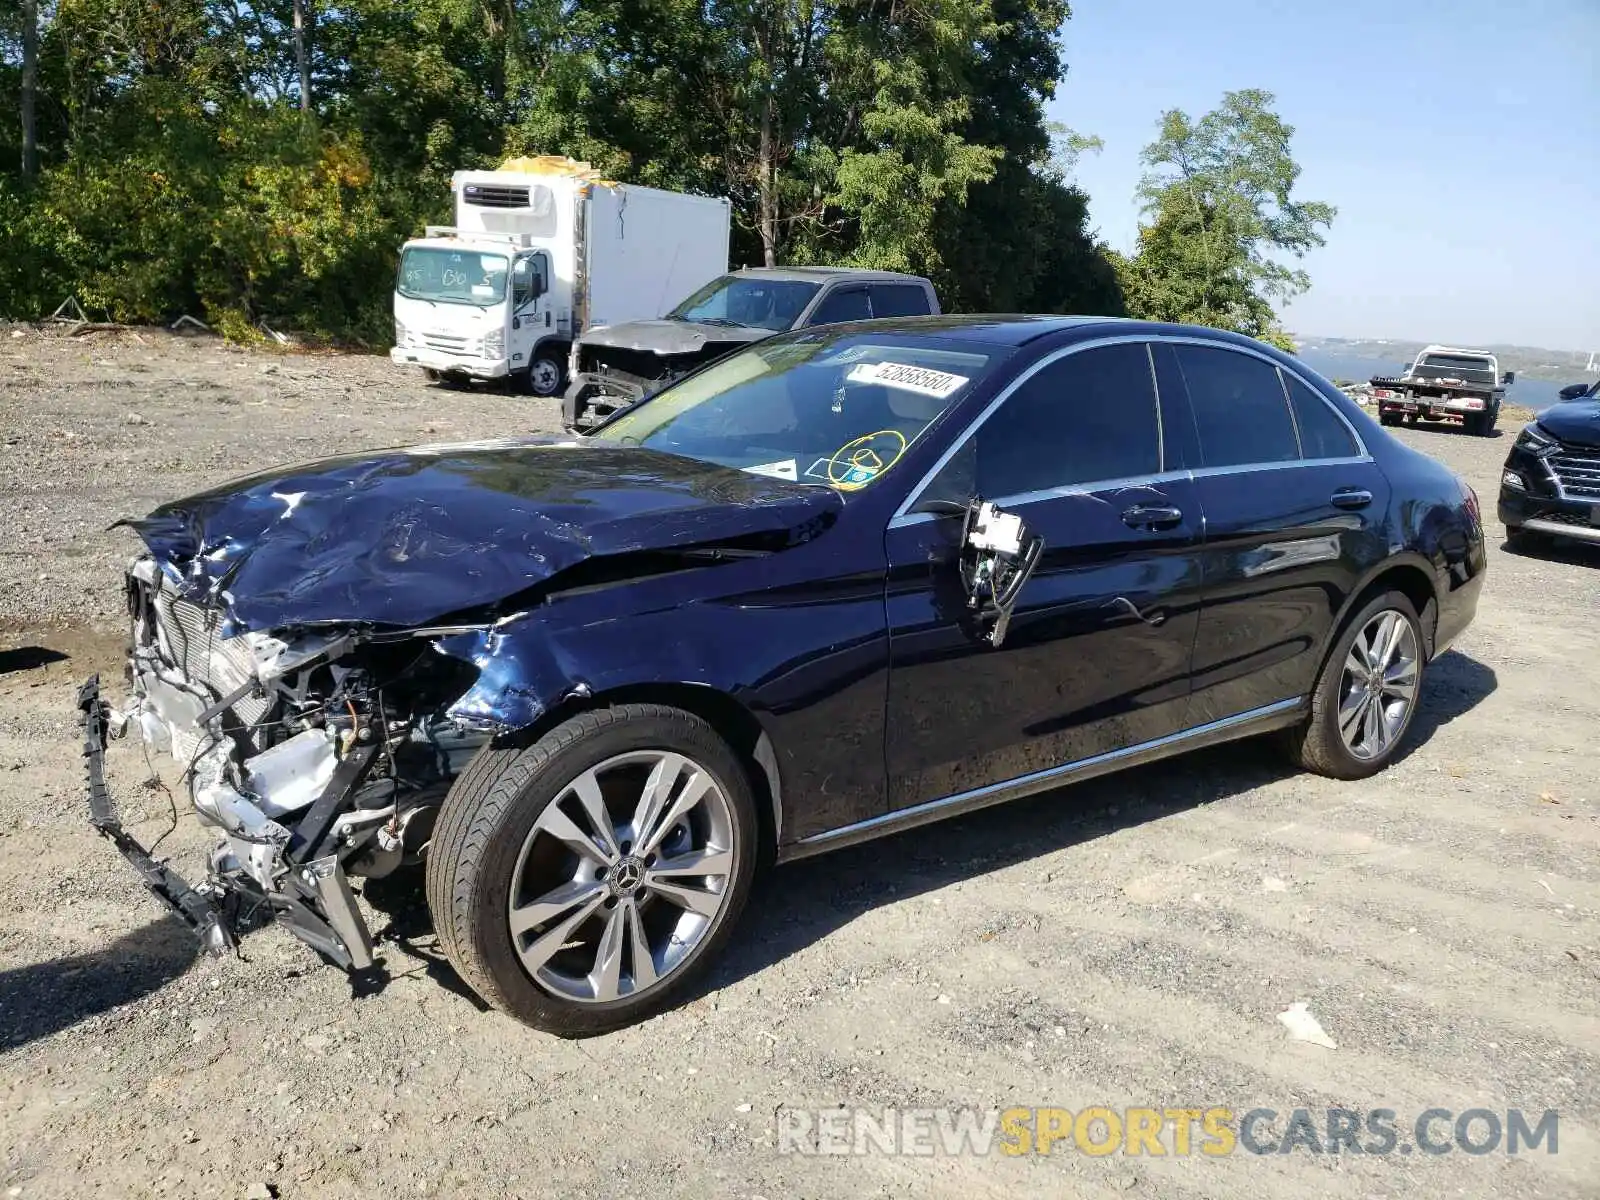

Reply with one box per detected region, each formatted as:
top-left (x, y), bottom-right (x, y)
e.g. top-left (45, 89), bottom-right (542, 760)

top-left (82, 316), bottom-right (1485, 1034)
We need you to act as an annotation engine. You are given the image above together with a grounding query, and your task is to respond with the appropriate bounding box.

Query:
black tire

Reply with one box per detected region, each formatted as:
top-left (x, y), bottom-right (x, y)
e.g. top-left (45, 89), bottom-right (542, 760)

top-left (426, 704), bottom-right (759, 1036)
top-left (523, 352), bottom-right (566, 398)
top-left (1282, 589), bottom-right (1425, 781)
top-left (422, 368), bottom-right (441, 383)
top-left (1379, 410), bottom-right (1400, 427)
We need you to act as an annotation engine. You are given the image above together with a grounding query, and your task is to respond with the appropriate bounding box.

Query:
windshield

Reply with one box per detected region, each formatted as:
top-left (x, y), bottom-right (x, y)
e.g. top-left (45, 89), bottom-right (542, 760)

top-left (398, 247), bottom-right (509, 306)
top-left (591, 331), bottom-right (999, 491)
top-left (667, 275), bottom-right (821, 332)
top-left (1414, 354), bottom-right (1496, 385)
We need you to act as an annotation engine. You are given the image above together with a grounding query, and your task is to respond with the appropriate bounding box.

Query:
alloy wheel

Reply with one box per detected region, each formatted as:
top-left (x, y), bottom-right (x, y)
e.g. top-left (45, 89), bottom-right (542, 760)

top-left (1336, 609), bottom-right (1420, 761)
top-left (506, 751), bottom-right (736, 1003)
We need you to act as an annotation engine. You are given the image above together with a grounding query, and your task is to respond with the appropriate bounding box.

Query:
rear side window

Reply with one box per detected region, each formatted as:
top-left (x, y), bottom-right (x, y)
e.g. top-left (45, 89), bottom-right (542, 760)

top-left (970, 342), bottom-right (1161, 497)
top-left (869, 284), bottom-right (932, 318)
top-left (807, 288), bottom-right (871, 325)
top-left (1283, 372), bottom-right (1359, 460)
top-left (1173, 344), bottom-right (1299, 467)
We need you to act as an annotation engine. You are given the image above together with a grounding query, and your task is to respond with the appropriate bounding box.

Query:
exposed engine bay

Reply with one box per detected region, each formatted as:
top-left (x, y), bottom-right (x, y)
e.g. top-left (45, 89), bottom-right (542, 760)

top-left (83, 557), bottom-right (494, 972)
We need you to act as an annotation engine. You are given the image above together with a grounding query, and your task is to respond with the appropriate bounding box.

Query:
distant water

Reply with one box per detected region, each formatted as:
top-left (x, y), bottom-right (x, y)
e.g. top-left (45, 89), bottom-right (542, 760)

top-left (1296, 350), bottom-right (1575, 414)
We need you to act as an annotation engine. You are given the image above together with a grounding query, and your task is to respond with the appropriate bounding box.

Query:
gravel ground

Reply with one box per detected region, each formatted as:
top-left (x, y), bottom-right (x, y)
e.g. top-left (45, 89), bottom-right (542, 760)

top-left (2, 328), bottom-right (1598, 1199)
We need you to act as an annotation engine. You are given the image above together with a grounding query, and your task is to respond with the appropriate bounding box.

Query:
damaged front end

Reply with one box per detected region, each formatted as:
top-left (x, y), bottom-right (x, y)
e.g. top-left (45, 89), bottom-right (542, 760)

top-left (82, 557), bottom-right (494, 972)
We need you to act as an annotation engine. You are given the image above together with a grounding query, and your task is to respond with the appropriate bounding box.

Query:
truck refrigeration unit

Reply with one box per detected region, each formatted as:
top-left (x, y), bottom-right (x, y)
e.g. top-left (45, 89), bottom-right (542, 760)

top-left (391, 157), bottom-right (732, 396)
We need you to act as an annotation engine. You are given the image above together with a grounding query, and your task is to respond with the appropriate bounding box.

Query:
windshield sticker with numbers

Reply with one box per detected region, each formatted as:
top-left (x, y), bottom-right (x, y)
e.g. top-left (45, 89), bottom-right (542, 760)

top-left (846, 361), bottom-right (970, 398)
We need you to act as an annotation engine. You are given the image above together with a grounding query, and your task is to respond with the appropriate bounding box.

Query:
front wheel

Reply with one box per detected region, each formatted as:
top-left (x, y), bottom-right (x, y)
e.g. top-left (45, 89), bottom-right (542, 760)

top-left (425, 705), bottom-right (758, 1036)
top-left (524, 353), bottom-right (566, 398)
top-left (1283, 591), bottom-right (1425, 780)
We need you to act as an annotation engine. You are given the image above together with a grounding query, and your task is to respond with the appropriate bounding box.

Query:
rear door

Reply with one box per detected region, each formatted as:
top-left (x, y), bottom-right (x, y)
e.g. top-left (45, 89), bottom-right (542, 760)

top-left (883, 340), bottom-right (1205, 808)
top-left (868, 282), bottom-right (936, 318)
top-left (1166, 341), bottom-right (1390, 723)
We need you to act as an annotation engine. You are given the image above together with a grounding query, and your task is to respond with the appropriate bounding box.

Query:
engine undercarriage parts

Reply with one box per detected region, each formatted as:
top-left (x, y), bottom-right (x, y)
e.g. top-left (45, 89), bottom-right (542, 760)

top-left (85, 560), bottom-right (491, 974)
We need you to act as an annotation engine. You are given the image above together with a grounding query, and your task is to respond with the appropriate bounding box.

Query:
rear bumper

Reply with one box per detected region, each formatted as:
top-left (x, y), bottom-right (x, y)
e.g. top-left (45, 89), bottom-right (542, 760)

top-left (1379, 395), bottom-right (1493, 415)
top-left (390, 346), bottom-right (509, 379)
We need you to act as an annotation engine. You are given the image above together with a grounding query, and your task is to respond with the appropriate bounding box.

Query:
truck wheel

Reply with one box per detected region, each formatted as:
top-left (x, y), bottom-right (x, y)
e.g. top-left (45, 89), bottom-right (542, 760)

top-left (1282, 590), bottom-right (1425, 780)
top-left (524, 354), bottom-right (566, 398)
top-left (425, 704), bottom-right (759, 1036)
top-left (1379, 410), bottom-right (1400, 427)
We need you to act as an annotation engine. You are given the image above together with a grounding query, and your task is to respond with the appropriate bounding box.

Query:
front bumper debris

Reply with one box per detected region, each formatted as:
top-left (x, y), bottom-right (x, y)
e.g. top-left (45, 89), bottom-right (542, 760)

top-left (77, 674), bottom-right (233, 957)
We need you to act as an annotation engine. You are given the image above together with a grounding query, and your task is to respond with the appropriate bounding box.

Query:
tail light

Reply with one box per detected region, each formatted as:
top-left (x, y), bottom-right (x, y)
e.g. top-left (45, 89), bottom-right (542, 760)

top-left (1458, 477), bottom-right (1480, 529)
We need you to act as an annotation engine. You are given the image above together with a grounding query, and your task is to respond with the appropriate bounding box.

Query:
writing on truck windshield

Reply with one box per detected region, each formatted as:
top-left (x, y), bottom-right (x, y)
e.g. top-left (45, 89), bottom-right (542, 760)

top-left (592, 331), bottom-right (999, 491)
top-left (398, 247), bottom-right (508, 306)
top-left (1414, 354), bottom-right (1496, 385)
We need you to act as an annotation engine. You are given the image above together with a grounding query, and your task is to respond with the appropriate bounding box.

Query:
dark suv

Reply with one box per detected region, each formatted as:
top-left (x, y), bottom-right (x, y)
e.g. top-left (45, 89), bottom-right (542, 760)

top-left (1499, 380), bottom-right (1600, 548)
top-left (85, 316), bottom-right (1485, 1037)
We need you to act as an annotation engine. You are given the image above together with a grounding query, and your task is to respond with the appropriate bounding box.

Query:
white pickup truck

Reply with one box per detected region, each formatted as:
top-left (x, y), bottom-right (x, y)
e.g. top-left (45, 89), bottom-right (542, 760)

top-left (1370, 345), bottom-right (1514, 437)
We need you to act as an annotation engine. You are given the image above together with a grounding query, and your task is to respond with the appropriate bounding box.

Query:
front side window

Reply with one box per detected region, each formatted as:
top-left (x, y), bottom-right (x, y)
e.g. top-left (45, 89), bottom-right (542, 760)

top-left (959, 342), bottom-right (1163, 499)
top-left (667, 275), bottom-right (820, 332)
top-left (397, 247), bottom-right (509, 306)
top-left (592, 332), bottom-right (1002, 492)
top-left (1283, 372), bottom-right (1359, 460)
top-left (1174, 344), bottom-right (1299, 468)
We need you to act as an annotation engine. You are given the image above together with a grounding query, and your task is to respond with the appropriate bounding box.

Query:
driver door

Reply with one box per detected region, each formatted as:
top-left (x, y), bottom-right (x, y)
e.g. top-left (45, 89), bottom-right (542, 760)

top-left (508, 251), bottom-right (549, 367)
top-left (882, 341), bottom-right (1204, 809)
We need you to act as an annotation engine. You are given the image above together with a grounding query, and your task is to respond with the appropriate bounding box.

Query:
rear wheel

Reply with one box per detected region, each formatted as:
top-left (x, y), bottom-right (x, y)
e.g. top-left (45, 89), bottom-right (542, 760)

top-left (1284, 590), bottom-right (1424, 780)
top-left (1379, 410), bottom-right (1401, 427)
top-left (426, 704), bottom-right (758, 1036)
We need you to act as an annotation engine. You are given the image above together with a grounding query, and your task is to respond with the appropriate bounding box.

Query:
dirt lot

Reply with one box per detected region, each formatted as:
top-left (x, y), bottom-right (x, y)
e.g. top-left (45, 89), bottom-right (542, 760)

top-left (2, 328), bottom-right (1597, 1199)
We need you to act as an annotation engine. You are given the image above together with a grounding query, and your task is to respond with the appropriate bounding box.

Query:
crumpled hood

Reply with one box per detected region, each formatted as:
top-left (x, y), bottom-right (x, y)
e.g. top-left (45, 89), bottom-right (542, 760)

top-left (577, 319), bottom-right (771, 356)
top-left (124, 437), bottom-right (841, 633)
top-left (1536, 398), bottom-right (1600, 448)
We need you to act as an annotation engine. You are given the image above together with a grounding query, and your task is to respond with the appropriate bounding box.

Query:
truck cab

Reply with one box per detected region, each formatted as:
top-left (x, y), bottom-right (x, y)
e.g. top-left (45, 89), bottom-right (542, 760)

top-left (392, 162), bottom-right (731, 397)
top-left (563, 266), bottom-right (941, 430)
top-left (1372, 345), bottom-right (1514, 437)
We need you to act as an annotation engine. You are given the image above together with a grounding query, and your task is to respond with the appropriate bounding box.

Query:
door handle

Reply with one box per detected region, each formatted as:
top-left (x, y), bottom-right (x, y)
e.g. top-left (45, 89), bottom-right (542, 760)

top-left (1330, 488), bottom-right (1372, 510)
top-left (1121, 503), bottom-right (1183, 531)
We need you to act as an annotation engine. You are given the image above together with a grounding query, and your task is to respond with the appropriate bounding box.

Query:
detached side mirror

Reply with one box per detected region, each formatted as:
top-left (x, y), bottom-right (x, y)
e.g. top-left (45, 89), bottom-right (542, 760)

top-left (1502, 370), bottom-right (1515, 385)
top-left (1558, 382), bottom-right (1591, 401)
top-left (959, 499), bottom-right (1044, 649)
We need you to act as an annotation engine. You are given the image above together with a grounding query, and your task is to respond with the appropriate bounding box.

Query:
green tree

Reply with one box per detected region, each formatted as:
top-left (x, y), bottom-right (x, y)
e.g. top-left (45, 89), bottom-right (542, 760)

top-left (1116, 88), bottom-right (1332, 344)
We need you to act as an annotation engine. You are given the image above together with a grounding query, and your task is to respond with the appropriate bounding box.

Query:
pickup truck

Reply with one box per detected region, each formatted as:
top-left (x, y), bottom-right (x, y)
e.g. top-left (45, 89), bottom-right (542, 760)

top-left (562, 266), bottom-right (940, 431)
top-left (1370, 345), bottom-right (1514, 437)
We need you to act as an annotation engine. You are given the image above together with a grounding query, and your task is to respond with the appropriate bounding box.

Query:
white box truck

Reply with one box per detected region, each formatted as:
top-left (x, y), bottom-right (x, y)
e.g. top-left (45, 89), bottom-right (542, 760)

top-left (390, 157), bottom-right (731, 396)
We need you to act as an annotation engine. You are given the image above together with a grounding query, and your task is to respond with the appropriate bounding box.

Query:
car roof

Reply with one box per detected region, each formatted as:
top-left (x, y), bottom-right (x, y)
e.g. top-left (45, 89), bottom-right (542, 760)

top-left (794, 314), bottom-right (1292, 349)
top-left (728, 266), bottom-right (930, 284)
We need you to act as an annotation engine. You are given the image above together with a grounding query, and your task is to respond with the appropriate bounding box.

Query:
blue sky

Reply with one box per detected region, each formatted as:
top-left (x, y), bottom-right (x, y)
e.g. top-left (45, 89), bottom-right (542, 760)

top-left (1048, 0), bottom-right (1600, 351)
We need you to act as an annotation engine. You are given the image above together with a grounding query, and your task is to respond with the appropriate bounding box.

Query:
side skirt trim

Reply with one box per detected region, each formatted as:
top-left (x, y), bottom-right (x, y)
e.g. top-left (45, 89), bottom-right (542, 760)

top-left (778, 697), bottom-right (1307, 863)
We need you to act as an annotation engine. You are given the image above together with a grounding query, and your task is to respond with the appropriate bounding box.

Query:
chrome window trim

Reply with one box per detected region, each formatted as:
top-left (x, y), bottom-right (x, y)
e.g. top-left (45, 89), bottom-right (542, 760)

top-left (891, 332), bottom-right (1373, 524)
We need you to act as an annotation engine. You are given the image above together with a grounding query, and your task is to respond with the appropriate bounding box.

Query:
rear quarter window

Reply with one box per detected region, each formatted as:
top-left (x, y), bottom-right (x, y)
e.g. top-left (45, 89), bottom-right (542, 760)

top-left (1283, 373), bottom-right (1360, 460)
top-left (869, 284), bottom-right (933, 318)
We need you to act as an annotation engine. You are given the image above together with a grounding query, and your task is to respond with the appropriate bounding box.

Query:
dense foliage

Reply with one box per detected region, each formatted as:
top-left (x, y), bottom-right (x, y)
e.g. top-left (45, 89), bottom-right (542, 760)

top-left (0, 4), bottom-right (1326, 347)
